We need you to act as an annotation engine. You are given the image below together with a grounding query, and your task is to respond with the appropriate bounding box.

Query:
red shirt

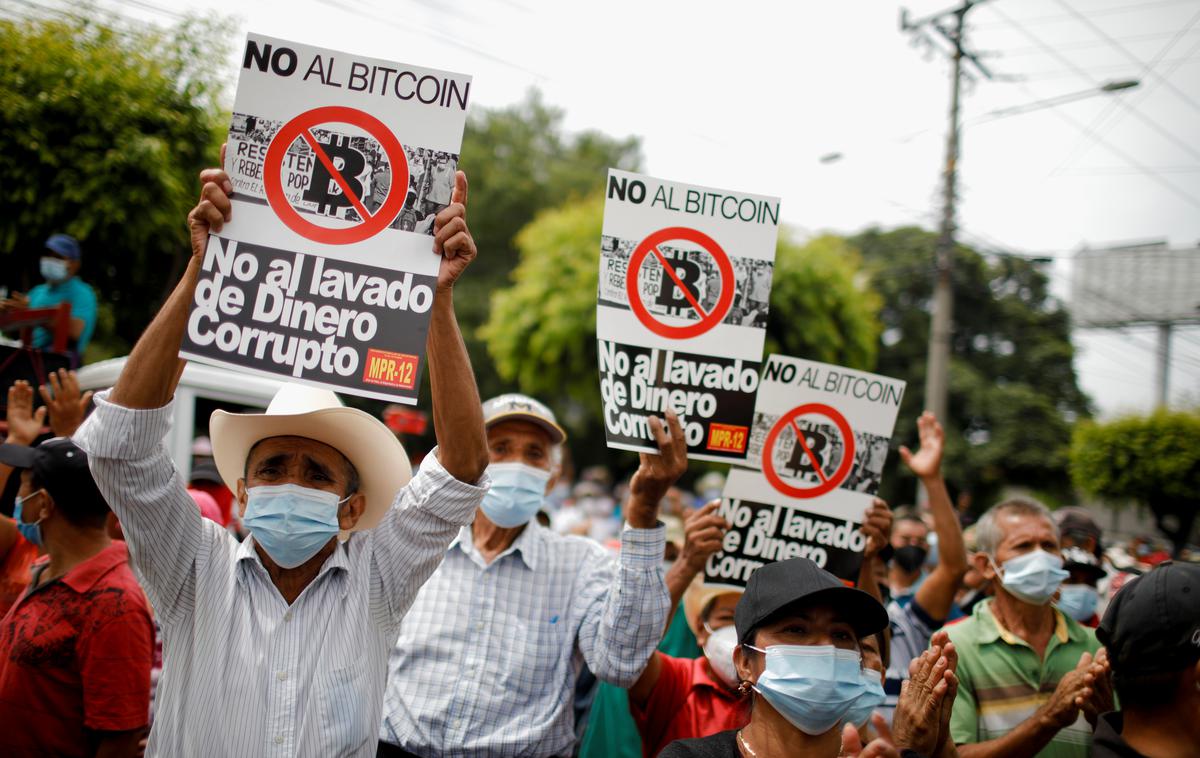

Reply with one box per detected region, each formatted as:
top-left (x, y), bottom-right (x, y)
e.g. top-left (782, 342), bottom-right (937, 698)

top-left (0, 540), bottom-right (153, 757)
top-left (630, 653), bottom-right (750, 758)
top-left (0, 531), bottom-right (38, 617)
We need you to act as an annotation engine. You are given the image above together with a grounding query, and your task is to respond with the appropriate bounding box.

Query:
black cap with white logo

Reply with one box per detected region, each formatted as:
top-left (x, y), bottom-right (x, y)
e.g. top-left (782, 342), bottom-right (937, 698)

top-left (734, 557), bottom-right (889, 643)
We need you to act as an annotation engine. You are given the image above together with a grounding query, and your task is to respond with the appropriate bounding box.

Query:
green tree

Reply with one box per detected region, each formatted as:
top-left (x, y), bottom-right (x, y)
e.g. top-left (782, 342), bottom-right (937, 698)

top-left (455, 91), bottom-right (641, 401)
top-left (1070, 410), bottom-right (1200, 556)
top-left (0, 10), bottom-right (229, 360)
top-left (850, 226), bottom-right (1090, 508)
top-left (483, 197), bottom-right (881, 464)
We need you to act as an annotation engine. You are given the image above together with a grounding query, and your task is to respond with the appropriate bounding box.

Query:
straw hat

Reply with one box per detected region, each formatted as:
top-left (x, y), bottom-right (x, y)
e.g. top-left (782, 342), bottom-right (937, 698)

top-left (210, 383), bottom-right (410, 536)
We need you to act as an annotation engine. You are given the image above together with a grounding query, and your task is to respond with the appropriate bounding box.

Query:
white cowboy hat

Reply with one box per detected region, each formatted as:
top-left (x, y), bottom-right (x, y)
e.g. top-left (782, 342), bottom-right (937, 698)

top-left (210, 383), bottom-right (411, 535)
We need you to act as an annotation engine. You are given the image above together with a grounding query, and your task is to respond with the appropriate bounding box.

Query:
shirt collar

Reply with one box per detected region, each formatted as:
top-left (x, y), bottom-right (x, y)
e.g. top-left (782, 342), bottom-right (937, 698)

top-left (451, 521), bottom-right (545, 571)
top-left (977, 598), bottom-right (1072, 646)
top-left (692, 656), bottom-right (741, 700)
top-left (58, 541), bottom-right (129, 593)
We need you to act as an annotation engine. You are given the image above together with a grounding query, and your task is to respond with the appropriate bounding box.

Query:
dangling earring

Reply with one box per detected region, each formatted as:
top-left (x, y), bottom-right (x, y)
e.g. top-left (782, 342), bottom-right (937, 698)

top-left (737, 680), bottom-right (753, 696)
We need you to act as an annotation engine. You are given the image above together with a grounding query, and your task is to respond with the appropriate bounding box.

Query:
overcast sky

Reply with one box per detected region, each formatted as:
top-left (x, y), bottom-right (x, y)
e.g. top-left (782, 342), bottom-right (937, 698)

top-left (40, 0), bottom-right (1200, 416)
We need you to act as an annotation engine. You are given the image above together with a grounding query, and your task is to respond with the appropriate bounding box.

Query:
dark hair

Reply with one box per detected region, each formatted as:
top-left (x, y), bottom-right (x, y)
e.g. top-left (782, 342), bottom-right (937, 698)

top-left (31, 471), bottom-right (110, 530)
top-left (244, 439), bottom-right (360, 497)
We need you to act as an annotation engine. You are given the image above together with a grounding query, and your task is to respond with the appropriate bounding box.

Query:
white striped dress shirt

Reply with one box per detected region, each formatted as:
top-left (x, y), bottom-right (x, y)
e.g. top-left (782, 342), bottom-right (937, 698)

top-left (379, 521), bottom-right (670, 757)
top-left (75, 390), bottom-right (488, 757)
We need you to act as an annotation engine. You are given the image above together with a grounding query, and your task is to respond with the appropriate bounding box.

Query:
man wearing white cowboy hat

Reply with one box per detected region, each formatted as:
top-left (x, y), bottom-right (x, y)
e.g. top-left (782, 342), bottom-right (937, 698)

top-left (378, 392), bottom-right (688, 758)
top-left (75, 158), bottom-right (491, 757)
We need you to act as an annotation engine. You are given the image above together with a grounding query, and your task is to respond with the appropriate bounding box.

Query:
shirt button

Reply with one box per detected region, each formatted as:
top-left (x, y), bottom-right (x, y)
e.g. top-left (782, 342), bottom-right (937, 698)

top-left (277, 671), bottom-right (288, 681)
top-left (284, 612), bottom-right (293, 622)
top-left (475, 621), bottom-right (485, 631)
top-left (274, 735), bottom-right (284, 745)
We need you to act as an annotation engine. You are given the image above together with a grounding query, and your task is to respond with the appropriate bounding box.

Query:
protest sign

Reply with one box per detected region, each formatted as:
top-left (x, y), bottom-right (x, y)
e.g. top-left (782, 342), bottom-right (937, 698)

top-left (597, 169), bottom-right (780, 462)
top-left (180, 33), bottom-right (471, 403)
top-left (704, 355), bottom-right (906, 588)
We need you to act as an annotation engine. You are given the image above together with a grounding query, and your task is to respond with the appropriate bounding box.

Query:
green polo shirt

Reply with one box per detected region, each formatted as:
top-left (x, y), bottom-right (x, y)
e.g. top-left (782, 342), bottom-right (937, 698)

top-left (942, 598), bottom-right (1100, 758)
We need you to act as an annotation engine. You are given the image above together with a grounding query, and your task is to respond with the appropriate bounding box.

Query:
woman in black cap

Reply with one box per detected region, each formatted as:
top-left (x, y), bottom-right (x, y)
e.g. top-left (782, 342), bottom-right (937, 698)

top-left (659, 557), bottom-right (915, 757)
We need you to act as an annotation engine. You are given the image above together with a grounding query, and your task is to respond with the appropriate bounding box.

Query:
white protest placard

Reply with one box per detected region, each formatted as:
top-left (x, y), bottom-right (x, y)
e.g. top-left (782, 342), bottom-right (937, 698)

top-left (597, 169), bottom-right (780, 462)
top-left (180, 33), bottom-right (471, 403)
top-left (704, 355), bottom-right (906, 588)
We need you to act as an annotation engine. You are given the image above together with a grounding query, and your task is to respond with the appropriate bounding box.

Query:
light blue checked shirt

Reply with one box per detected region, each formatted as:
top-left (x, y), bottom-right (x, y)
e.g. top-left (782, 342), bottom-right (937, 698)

top-left (75, 391), bottom-right (487, 758)
top-left (379, 520), bottom-right (670, 757)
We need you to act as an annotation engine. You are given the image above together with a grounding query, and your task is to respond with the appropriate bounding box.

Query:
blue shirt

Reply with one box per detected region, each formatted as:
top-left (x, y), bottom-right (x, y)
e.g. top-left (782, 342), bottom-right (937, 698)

top-left (27, 276), bottom-right (97, 354)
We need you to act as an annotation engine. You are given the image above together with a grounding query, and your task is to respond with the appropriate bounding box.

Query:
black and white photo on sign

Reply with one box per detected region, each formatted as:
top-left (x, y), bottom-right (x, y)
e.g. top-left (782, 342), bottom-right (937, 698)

top-left (597, 233), bottom-right (774, 328)
top-left (227, 111), bottom-right (459, 236)
top-left (746, 412), bottom-right (891, 496)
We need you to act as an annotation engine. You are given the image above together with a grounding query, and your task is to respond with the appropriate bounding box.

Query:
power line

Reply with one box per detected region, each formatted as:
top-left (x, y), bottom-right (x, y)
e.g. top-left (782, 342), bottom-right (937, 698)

top-left (1051, 0), bottom-right (1200, 115)
top-left (986, 3), bottom-right (1200, 171)
top-left (973, 0), bottom-right (1199, 29)
top-left (1053, 11), bottom-right (1200, 172)
top-left (999, 27), bottom-right (1200, 57)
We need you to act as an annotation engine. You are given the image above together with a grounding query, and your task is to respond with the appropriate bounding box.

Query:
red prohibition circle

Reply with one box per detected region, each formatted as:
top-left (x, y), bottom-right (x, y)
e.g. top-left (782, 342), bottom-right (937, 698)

top-left (761, 403), bottom-right (857, 499)
top-left (263, 106), bottom-right (409, 245)
top-left (625, 226), bottom-right (735, 339)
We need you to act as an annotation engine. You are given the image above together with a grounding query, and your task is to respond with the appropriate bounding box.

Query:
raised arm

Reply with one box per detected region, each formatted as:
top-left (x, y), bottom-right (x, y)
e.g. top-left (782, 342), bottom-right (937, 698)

top-left (425, 171), bottom-right (489, 484)
top-left (902, 412), bottom-right (967, 621)
top-left (109, 155), bottom-right (232, 410)
top-left (857, 497), bottom-right (894, 604)
top-left (629, 498), bottom-right (728, 706)
top-left (578, 412), bottom-right (687, 687)
top-left (369, 171), bottom-right (489, 625)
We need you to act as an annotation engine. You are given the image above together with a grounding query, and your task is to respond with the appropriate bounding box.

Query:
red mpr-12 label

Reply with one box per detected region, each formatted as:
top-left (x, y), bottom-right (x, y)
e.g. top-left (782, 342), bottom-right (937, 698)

top-left (363, 349), bottom-right (419, 390)
top-left (706, 423), bottom-right (748, 453)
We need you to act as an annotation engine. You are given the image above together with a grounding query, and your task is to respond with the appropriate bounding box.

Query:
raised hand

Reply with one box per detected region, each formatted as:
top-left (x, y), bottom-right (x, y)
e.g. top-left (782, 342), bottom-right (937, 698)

top-left (39, 368), bottom-right (93, 438)
top-left (626, 411), bottom-right (688, 528)
top-left (899, 411), bottom-right (944, 480)
top-left (5, 381), bottom-right (46, 445)
top-left (679, 500), bottom-right (728, 574)
top-left (432, 171), bottom-right (476, 292)
top-left (1078, 647), bottom-right (1113, 727)
top-left (1037, 651), bottom-right (1094, 731)
top-left (187, 143), bottom-right (233, 262)
top-left (860, 497), bottom-right (894, 559)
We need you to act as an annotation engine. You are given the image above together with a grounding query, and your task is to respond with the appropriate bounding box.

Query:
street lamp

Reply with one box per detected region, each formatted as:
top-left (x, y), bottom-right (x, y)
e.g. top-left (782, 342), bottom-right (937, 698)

top-left (971, 79), bottom-right (1140, 124)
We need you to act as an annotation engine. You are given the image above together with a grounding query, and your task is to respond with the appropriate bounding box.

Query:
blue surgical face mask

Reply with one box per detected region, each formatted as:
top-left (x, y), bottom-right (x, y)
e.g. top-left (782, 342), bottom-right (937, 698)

top-left (480, 462), bottom-right (550, 528)
top-left (1056, 583), bottom-right (1099, 622)
top-left (14, 490), bottom-right (47, 546)
top-left (746, 644), bottom-right (870, 735)
top-left (845, 666), bottom-right (887, 730)
top-left (242, 484), bottom-right (346, 569)
top-left (992, 549), bottom-right (1069, 605)
top-left (40, 256), bottom-right (69, 283)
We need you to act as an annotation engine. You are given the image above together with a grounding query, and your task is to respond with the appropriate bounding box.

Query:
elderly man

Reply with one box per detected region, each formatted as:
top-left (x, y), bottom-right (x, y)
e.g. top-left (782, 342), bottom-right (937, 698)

top-left (378, 393), bottom-right (686, 757)
top-left (944, 498), bottom-right (1110, 758)
top-left (74, 160), bottom-right (490, 756)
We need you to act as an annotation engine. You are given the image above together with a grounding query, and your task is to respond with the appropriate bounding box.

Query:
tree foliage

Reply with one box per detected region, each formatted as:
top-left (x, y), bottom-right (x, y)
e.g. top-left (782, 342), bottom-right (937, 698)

top-left (850, 227), bottom-right (1090, 508)
top-left (483, 199), bottom-right (882, 464)
top-left (0, 11), bottom-right (230, 359)
top-left (1070, 411), bottom-right (1200, 555)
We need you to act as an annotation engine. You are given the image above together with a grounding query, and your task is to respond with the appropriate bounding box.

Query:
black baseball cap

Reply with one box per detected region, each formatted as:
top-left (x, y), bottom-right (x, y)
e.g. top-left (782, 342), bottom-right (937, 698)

top-left (0, 437), bottom-right (108, 514)
top-left (1098, 561), bottom-right (1200, 675)
top-left (734, 558), bottom-right (889, 643)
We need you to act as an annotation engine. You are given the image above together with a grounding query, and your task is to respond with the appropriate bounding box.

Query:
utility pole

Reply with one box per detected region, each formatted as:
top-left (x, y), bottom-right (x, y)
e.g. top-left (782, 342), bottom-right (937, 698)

top-left (901, 1), bottom-right (991, 503)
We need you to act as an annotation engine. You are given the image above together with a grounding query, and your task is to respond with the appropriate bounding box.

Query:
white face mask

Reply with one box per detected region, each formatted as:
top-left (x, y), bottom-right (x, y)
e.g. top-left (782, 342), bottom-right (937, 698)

top-left (702, 623), bottom-right (739, 688)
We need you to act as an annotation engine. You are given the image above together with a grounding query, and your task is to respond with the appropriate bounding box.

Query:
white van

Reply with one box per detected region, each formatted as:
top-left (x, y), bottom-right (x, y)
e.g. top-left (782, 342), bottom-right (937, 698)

top-left (77, 357), bottom-right (284, 480)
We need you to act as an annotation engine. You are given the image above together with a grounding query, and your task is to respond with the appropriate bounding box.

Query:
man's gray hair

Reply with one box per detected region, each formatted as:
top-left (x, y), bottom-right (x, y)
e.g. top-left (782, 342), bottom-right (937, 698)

top-left (975, 497), bottom-right (1058, 557)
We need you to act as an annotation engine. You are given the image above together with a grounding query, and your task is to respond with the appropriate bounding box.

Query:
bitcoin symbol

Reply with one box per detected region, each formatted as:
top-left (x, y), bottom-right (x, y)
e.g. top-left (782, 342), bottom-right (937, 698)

top-left (302, 134), bottom-right (367, 216)
top-left (784, 426), bottom-right (829, 482)
top-left (653, 250), bottom-right (704, 316)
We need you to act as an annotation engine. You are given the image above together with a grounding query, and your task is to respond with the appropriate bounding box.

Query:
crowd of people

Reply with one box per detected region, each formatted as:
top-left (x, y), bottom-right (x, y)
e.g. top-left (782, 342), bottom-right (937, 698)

top-left (0, 161), bottom-right (1195, 758)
